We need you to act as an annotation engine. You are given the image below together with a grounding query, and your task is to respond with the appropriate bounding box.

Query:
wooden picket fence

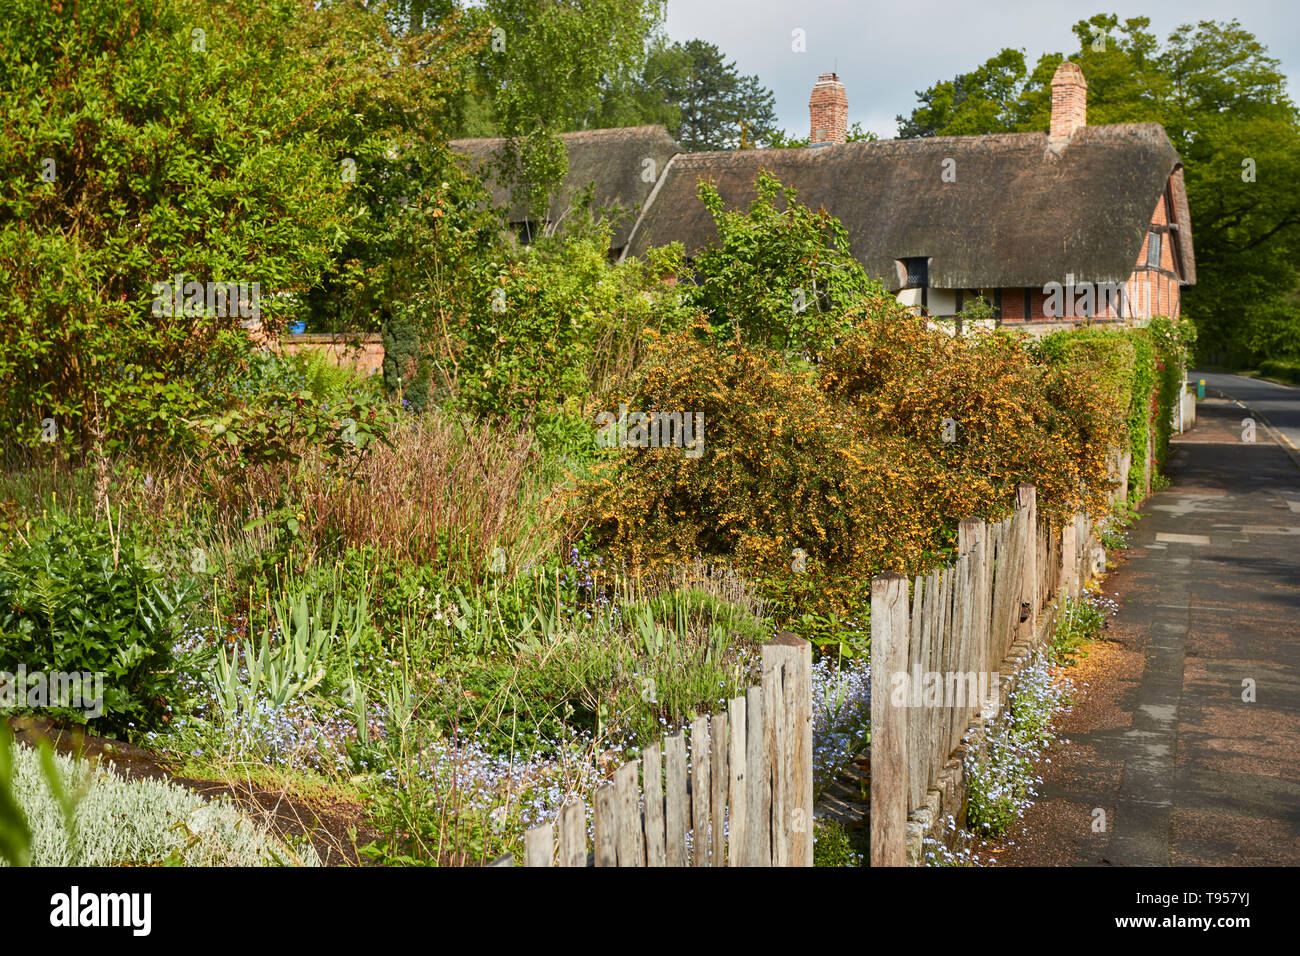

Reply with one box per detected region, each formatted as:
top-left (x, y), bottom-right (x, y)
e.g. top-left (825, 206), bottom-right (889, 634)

top-left (491, 633), bottom-right (814, 867)
top-left (870, 483), bottom-right (1098, 865)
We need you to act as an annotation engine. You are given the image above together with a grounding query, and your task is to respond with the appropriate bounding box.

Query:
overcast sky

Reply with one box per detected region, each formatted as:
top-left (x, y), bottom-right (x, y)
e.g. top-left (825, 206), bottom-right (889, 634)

top-left (660, 0), bottom-right (1299, 139)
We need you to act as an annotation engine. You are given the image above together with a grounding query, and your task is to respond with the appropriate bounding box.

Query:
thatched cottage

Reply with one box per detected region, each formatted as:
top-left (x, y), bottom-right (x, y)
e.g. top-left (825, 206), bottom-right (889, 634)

top-left (453, 63), bottom-right (1195, 333)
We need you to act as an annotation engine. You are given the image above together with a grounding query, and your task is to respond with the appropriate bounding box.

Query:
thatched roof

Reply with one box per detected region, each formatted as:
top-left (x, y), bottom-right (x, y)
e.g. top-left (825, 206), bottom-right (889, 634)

top-left (622, 124), bottom-right (1195, 288)
top-left (450, 126), bottom-right (681, 251)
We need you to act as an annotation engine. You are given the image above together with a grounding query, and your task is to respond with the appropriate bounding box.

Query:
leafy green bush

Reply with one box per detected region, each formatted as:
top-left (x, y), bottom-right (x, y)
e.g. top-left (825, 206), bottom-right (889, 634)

top-left (1149, 315), bottom-right (1197, 469)
top-left (446, 231), bottom-right (692, 445)
top-left (689, 172), bottom-right (885, 354)
top-left (0, 0), bottom-right (483, 455)
top-left (813, 818), bottom-right (863, 866)
top-left (0, 509), bottom-right (198, 738)
top-left (1257, 358), bottom-right (1300, 385)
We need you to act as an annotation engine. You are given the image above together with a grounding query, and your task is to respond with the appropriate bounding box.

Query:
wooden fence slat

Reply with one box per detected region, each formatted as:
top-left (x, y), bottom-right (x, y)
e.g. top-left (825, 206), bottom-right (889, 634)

top-left (710, 711), bottom-right (728, 864)
top-left (727, 695), bottom-right (747, 867)
top-left (745, 685), bottom-right (767, 866)
top-left (614, 760), bottom-right (643, 866)
top-left (920, 570), bottom-right (938, 794)
top-left (1014, 486), bottom-right (1037, 645)
top-left (557, 800), bottom-right (586, 867)
top-left (525, 822), bottom-right (554, 867)
top-left (942, 554), bottom-right (964, 760)
top-left (785, 638), bottom-right (813, 867)
top-left (957, 519), bottom-right (983, 750)
top-left (643, 741), bottom-right (666, 867)
top-left (691, 715), bottom-right (711, 867)
top-left (665, 733), bottom-right (688, 866)
top-left (594, 784), bottom-right (616, 867)
top-left (907, 573), bottom-right (925, 811)
top-left (928, 567), bottom-right (948, 794)
top-left (762, 640), bottom-right (788, 866)
top-left (763, 632), bottom-right (812, 867)
top-left (870, 572), bottom-right (910, 867)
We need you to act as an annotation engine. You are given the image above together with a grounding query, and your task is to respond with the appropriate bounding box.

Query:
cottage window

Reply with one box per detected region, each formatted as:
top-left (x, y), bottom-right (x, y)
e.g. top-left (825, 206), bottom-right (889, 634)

top-left (901, 257), bottom-right (929, 288)
top-left (1147, 232), bottom-right (1161, 268)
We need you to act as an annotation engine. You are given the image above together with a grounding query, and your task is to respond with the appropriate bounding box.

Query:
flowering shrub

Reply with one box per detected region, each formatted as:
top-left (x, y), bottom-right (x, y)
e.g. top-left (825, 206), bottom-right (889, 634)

top-left (569, 305), bottom-right (1131, 619)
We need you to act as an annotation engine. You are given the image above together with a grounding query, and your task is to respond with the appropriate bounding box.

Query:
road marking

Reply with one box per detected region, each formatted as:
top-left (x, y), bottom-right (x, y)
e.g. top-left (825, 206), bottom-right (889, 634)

top-left (1239, 525), bottom-right (1300, 535)
top-left (1155, 533), bottom-right (1210, 545)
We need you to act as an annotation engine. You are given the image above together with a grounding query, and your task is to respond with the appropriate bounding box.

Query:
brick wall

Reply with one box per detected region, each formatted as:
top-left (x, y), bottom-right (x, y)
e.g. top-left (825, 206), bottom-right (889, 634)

top-left (279, 333), bottom-right (385, 376)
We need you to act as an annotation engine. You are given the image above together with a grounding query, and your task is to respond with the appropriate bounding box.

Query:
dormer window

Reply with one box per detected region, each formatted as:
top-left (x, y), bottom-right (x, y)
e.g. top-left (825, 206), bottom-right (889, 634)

top-left (901, 257), bottom-right (929, 288)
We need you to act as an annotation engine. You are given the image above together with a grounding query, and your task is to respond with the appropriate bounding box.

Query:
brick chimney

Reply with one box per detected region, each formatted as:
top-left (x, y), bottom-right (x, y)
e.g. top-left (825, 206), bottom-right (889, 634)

top-left (809, 72), bottom-right (848, 145)
top-left (1049, 61), bottom-right (1087, 141)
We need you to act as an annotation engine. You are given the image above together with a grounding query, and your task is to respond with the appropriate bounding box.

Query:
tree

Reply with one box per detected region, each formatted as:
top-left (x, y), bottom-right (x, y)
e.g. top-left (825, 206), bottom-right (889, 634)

top-left (0, 0), bottom-right (480, 454)
top-left (895, 14), bottom-right (1300, 365)
top-left (459, 0), bottom-right (663, 218)
top-left (895, 48), bottom-right (1029, 137)
top-left (637, 40), bottom-right (779, 151)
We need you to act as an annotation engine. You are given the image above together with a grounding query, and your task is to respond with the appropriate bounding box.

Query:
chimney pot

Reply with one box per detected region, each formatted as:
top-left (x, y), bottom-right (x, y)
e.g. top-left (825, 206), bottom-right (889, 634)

top-left (1050, 61), bottom-right (1087, 141)
top-left (809, 72), bottom-right (848, 145)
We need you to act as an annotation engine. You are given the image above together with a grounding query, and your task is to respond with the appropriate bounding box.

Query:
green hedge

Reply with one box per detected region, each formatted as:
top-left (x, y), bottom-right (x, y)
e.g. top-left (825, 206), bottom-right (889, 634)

top-left (1037, 319), bottom-right (1194, 507)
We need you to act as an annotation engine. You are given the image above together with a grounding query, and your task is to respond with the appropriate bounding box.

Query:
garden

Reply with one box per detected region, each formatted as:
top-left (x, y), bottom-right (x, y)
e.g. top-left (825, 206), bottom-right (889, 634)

top-left (0, 0), bottom-right (1195, 867)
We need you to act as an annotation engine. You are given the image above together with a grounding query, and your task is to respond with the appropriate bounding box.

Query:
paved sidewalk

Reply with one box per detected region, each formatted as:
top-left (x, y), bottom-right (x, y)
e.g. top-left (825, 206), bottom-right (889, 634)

top-left (994, 397), bottom-right (1300, 866)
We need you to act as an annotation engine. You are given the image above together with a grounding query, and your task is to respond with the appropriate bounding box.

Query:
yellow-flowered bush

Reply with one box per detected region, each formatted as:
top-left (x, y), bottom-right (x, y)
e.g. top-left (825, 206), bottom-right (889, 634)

top-left (568, 306), bottom-right (1129, 620)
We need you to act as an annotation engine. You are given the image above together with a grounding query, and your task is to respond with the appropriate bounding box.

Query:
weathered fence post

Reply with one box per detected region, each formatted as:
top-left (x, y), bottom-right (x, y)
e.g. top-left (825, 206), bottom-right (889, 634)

top-left (614, 760), bottom-right (643, 866)
top-left (558, 800), bottom-right (586, 867)
top-left (665, 733), bottom-right (688, 866)
top-left (870, 573), bottom-right (910, 867)
top-left (1059, 514), bottom-right (1078, 600)
top-left (959, 517), bottom-right (989, 732)
top-left (594, 784), bottom-right (617, 867)
top-left (1016, 484), bottom-right (1038, 644)
top-left (690, 716), bottom-right (711, 866)
top-left (643, 741), bottom-right (666, 867)
top-left (727, 695), bottom-right (748, 867)
top-left (525, 822), bottom-right (554, 867)
top-left (762, 632), bottom-right (813, 866)
top-left (745, 685), bottom-right (767, 865)
top-left (710, 712), bottom-right (728, 863)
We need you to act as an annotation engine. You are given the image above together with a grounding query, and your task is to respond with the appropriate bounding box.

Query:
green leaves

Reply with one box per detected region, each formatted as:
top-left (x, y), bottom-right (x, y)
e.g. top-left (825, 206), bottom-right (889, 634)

top-left (0, 724), bottom-right (32, 868)
top-left (688, 172), bottom-right (884, 356)
top-left (208, 577), bottom-right (368, 738)
top-left (0, 508), bottom-right (198, 738)
top-left (1, 0), bottom-right (483, 454)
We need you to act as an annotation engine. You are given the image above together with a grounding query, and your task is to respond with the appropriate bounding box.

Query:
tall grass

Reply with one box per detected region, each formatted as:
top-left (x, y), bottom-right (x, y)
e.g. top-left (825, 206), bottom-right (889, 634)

top-left (294, 412), bottom-right (560, 582)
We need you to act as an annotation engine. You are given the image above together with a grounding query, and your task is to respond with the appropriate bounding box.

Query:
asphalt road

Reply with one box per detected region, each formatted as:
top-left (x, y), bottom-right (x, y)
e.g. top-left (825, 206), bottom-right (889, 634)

top-left (1192, 369), bottom-right (1300, 463)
